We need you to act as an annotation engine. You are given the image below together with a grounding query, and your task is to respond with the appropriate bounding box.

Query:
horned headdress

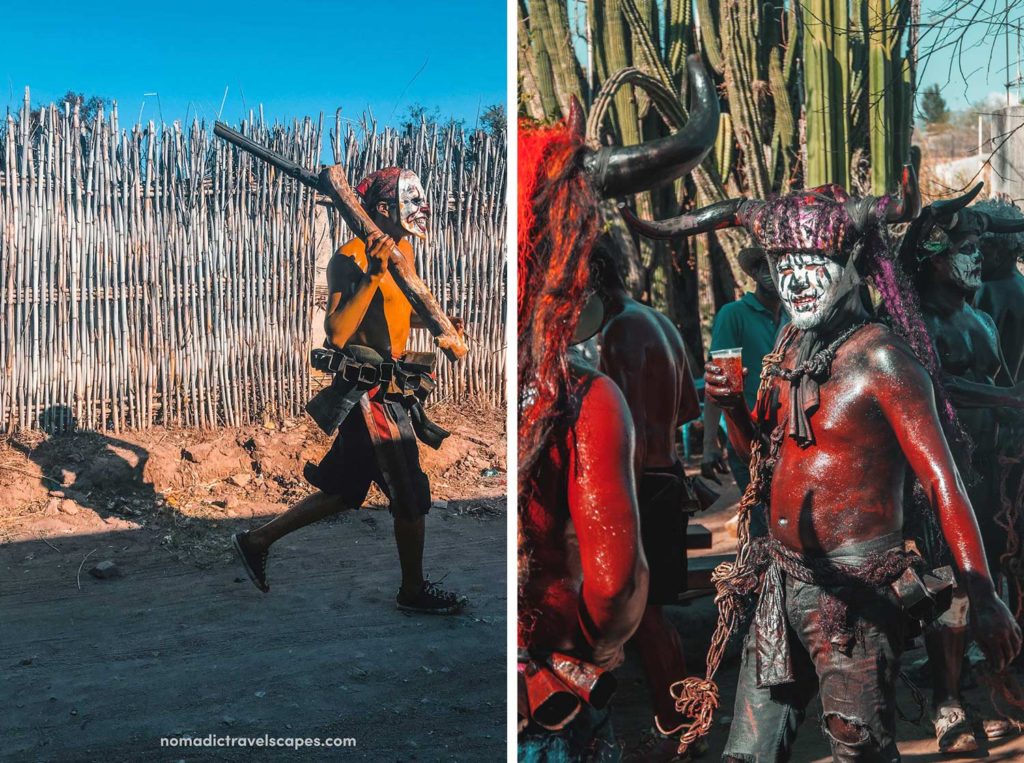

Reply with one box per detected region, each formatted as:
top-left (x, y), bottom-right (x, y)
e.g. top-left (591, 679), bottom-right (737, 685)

top-left (621, 168), bottom-right (921, 255)
top-left (898, 182), bottom-right (1024, 273)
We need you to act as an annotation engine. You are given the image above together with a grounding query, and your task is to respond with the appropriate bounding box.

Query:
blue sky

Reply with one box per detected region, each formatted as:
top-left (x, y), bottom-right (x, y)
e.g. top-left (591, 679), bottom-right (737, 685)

top-left (3, 0), bottom-right (1013, 123)
top-left (1, 0), bottom-right (506, 129)
top-left (916, 0), bottom-right (1024, 109)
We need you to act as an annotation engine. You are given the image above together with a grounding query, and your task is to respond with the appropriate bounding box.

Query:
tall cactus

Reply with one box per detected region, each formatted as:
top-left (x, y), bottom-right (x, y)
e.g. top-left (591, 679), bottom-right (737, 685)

top-left (518, 0), bottom-right (917, 354)
top-left (518, 1), bottom-right (559, 119)
top-left (802, 0), bottom-right (850, 187)
top-left (696, 0), bottom-right (800, 198)
top-left (804, 0), bottom-right (914, 193)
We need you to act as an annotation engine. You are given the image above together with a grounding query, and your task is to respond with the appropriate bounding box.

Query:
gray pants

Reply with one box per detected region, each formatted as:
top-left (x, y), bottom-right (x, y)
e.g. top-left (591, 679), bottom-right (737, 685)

top-left (723, 542), bottom-right (906, 762)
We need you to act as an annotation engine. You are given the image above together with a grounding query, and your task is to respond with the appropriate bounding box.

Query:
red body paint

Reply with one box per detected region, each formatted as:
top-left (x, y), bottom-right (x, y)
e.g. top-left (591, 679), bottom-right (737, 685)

top-left (520, 365), bottom-right (647, 668)
top-left (600, 297), bottom-right (700, 471)
top-left (724, 325), bottom-right (984, 559)
top-left (710, 322), bottom-right (1019, 668)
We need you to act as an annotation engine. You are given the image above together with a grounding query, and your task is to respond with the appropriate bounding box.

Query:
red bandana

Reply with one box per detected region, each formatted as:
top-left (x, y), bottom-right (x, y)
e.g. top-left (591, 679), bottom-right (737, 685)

top-left (355, 167), bottom-right (402, 209)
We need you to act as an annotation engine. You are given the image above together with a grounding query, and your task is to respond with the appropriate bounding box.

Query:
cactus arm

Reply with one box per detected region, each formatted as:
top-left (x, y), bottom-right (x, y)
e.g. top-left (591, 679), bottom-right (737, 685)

top-left (695, 0), bottom-right (725, 76)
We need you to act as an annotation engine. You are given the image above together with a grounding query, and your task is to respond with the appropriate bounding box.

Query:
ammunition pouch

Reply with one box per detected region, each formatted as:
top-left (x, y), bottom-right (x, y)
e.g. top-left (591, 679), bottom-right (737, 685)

top-left (305, 346), bottom-right (449, 447)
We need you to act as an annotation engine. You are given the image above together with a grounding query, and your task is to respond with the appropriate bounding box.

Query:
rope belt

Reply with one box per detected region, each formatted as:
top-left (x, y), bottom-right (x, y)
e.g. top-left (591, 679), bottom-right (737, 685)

top-left (754, 536), bottom-right (921, 687)
top-left (767, 537), bottom-right (921, 590)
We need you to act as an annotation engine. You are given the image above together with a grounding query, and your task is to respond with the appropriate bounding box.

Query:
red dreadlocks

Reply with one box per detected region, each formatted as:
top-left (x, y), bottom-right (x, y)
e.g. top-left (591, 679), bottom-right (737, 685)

top-left (517, 118), bottom-right (601, 504)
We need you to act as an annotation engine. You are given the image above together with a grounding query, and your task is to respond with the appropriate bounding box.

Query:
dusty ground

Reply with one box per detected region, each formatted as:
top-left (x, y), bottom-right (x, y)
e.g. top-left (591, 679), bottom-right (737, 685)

top-left (614, 464), bottom-right (1024, 762)
top-left (0, 403), bottom-right (506, 762)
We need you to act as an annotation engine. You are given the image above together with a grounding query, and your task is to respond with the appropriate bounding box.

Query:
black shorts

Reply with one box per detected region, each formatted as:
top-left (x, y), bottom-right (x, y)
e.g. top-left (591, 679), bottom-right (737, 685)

top-left (638, 462), bottom-right (691, 605)
top-left (304, 394), bottom-right (431, 520)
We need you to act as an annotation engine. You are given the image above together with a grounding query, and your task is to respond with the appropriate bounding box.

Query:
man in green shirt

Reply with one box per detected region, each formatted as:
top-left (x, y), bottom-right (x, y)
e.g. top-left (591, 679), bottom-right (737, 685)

top-left (702, 248), bottom-right (785, 500)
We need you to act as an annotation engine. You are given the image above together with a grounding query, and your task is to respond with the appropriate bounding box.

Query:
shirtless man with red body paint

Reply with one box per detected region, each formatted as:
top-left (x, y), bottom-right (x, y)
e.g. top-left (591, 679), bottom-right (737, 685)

top-left (625, 176), bottom-right (1022, 761)
top-left (519, 258), bottom-right (650, 679)
top-left (588, 240), bottom-right (704, 761)
top-left (517, 57), bottom-right (720, 759)
top-left (517, 139), bottom-right (650, 762)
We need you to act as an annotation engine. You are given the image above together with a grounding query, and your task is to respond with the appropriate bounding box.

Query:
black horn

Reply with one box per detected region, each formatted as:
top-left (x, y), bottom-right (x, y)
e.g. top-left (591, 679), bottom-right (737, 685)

top-left (585, 55), bottom-right (720, 198)
top-left (930, 182), bottom-right (984, 223)
top-left (884, 164), bottom-right (922, 223)
top-left (619, 198), bottom-right (748, 239)
top-left (898, 182), bottom-right (985, 266)
top-left (981, 213), bottom-right (1024, 234)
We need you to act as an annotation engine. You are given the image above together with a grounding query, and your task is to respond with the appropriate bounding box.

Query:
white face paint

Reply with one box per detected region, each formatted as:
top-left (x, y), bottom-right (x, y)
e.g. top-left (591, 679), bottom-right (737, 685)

top-left (396, 171), bottom-right (430, 239)
top-left (770, 252), bottom-right (845, 329)
top-left (947, 245), bottom-right (983, 290)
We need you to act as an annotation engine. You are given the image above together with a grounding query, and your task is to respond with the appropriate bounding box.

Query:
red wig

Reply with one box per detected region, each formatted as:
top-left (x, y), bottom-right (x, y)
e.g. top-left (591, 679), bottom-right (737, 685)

top-left (517, 118), bottom-right (601, 505)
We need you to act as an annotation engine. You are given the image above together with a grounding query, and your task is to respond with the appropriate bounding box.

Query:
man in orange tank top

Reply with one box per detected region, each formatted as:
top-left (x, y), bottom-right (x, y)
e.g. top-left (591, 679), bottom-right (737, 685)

top-left (233, 167), bottom-right (467, 614)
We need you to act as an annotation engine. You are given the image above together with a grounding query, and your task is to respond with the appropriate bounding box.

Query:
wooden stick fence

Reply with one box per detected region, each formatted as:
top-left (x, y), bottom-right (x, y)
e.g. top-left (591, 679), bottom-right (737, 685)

top-left (0, 90), bottom-right (506, 433)
top-left (319, 112), bottom-right (507, 408)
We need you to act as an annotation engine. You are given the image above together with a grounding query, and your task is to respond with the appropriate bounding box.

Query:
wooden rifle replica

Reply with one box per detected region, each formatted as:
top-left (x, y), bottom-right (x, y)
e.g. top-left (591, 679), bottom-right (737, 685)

top-left (213, 121), bottom-right (469, 362)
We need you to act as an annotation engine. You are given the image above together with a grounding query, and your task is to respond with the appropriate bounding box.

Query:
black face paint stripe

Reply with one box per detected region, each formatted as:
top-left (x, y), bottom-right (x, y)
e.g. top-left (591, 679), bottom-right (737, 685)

top-left (817, 266), bottom-right (834, 287)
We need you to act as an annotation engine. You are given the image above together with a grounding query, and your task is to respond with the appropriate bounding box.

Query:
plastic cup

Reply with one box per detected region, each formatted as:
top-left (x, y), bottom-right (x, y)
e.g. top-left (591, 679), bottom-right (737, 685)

top-left (710, 348), bottom-right (744, 395)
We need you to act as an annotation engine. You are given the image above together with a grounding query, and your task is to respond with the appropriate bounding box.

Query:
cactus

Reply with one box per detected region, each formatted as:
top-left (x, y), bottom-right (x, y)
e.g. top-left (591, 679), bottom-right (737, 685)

top-left (664, 0), bottom-right (691, 83)
top-left (520, 0), bottom-right (915, 191)
top-left (517, 0), bottom-right (916, 354)
top-left (696, 0), bottom-right (800, 198)
top-left (519, 1), bottom-right (561, 119)
top-left (802, 0), bottom-right (913, 193)
top-left (716, 113), bottom-right (735, 180)
top-left (540, 0), bottom-right (587, 112)
top-left (867, 0), bottom-right (893, 194)
top-left (802, 0), bottom-right (850, 187)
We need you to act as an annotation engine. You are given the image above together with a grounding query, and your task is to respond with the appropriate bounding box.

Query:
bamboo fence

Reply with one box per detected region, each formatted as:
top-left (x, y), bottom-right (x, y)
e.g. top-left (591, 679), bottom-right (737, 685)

top-left (0, 90), bottom-right (506, 433)
top-left (318, 111), bottom-right (507, 408)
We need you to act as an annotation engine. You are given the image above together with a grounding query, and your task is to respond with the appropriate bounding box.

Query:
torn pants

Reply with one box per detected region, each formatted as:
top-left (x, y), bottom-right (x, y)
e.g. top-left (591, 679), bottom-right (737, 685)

top-left (723, 537), bottom-right (906, 762)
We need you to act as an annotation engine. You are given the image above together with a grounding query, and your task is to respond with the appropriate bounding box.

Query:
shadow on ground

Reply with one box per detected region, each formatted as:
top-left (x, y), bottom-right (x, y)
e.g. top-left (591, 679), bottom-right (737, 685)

top-left (0, 498), bottom-right (505, 761)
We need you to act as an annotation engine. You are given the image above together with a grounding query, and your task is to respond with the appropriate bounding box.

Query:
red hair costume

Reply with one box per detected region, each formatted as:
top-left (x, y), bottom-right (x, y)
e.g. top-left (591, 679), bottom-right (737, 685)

top-left (517, 120), bottom-right (600, 498)
top-left (517, 57), bottom-right (720, 744)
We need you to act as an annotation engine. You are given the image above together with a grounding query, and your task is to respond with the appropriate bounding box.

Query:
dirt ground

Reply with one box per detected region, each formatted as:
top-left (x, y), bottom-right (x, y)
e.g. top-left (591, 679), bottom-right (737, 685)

top-left (0, 403), bottom-right (506, 762)
top-left (614, 465), bottom-right (1024, 762)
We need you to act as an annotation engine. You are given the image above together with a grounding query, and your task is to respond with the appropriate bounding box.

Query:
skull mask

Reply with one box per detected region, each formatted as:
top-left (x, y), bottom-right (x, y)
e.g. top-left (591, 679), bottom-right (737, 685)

top-left (621, 169), bottom-right (922, 331)
top-left (396, 170), bottom-right (430, 240)
top-left (901, 183), bottom-right (1024, 293)
top-left (940, 244), bottom-right (984, 291)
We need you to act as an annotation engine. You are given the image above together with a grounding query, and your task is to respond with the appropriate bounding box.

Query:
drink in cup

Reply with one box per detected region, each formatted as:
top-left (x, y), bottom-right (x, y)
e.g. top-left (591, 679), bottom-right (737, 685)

top-left (710, 348), bottom-right (744, 396)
